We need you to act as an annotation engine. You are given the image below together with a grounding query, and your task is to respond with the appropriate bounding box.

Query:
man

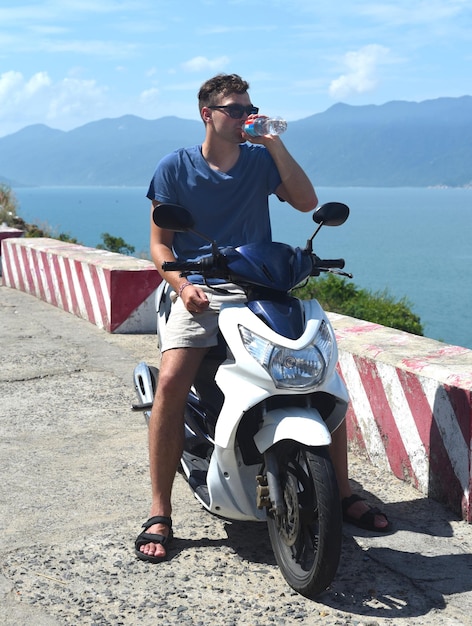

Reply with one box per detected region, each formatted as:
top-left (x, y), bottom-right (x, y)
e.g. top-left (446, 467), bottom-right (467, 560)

top-left (135, 74), bottom-right (389, 563)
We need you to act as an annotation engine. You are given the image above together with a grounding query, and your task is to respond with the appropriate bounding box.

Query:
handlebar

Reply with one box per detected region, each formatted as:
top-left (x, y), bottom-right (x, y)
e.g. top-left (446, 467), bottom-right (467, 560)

top-left (162, 257), bottom-right (216, 273)
top-left (314, 258), bottom-right (345, 270)
top-left (162, 261), bottom-right (201, 272)
top-left (311, 256), bottom-right (352, 278)
top-left (162, 252), bottom-right (351, 282)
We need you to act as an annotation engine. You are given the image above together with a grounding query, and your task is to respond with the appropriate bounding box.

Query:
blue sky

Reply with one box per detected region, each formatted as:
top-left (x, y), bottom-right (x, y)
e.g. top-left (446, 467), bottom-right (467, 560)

top-left (0, 0), bottom-right (470, 137)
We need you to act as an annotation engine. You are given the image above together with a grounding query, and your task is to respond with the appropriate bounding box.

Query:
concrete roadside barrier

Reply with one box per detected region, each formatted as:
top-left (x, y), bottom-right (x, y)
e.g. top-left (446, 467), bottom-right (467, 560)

top-left (0, 224), bottom-right (23, 246)
top-left (0, 225), bottom-right (23, 276)
top-left (1, 235), bottom-right (471, 522)
top-left (330, 312), bottom-right (472, 523)
top-left (1, 236), bottom-right (161, 333)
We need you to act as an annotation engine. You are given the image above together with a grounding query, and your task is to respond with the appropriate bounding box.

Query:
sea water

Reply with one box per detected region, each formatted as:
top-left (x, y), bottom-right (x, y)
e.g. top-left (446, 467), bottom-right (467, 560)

top-left (13, 186), bottom-right (472, 350)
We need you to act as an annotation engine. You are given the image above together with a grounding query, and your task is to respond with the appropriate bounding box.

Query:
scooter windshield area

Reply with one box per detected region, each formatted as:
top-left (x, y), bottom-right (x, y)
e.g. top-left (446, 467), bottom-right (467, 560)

top-left (222, 242), bottom-right (313, 291)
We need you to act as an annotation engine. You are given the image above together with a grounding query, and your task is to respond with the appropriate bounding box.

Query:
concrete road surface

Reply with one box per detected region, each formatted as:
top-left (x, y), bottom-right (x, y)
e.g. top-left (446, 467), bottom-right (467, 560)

top-left (1, 285), bottom-right (472, 626)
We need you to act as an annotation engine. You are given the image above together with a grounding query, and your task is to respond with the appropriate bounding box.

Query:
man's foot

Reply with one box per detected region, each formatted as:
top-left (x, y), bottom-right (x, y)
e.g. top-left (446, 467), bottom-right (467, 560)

top-left (135, 516), bottom-right (173, 563)
top-left (342, 494), bottom-right (391, 532)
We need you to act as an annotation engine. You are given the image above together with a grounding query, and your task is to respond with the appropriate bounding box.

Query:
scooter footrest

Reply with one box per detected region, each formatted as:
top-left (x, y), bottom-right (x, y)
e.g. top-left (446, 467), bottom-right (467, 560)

top-left (189, 470), bottom-right (210, 506)
top-left (189, 469), bottom-right (207, 489)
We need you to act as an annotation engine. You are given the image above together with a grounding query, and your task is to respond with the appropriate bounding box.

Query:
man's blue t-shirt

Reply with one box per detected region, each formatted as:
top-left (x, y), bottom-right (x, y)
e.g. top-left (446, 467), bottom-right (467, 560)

top-left (147, 143), bottom-right (282, 262)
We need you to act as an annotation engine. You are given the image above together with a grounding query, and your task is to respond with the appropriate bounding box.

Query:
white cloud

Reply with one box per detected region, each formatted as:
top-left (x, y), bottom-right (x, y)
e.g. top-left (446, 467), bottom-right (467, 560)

top-left (39, 39), bottom-right (139, 58)
top-left (47, 77), bottom-right (107, 119)
top-left (197, 24), bottom-right (277, 36)
top-left (0, 71), bottom-right (108, 133)
top-left (361, 0), bottom-right (468, 25)
top-left (0, 71), bottom-right (52, 107)
top-left (329, 45), bottom-right (391, 99)
top-left (181, 56), bottom-right (230, 73)
top-left (139, 87), bottom-right (159, 104)
top-left (0, 0), bottom-right (143, 24)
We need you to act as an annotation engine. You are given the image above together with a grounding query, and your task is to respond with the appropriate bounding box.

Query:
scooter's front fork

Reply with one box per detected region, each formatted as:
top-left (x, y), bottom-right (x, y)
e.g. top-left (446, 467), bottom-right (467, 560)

top-left (256, 449), bottom-right (284, 516)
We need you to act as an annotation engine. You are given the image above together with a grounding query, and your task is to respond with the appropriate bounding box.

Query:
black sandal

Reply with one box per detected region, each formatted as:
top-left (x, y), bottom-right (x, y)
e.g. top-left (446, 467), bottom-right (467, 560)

top-left (342, 494), bottom-right (391, 532)
top-left (135, 515), bottom-right (173, 563)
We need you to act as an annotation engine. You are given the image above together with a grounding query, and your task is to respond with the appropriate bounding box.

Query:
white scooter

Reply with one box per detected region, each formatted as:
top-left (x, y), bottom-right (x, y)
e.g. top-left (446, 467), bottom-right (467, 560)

top-left (133, 201), bottom-right (351, 597)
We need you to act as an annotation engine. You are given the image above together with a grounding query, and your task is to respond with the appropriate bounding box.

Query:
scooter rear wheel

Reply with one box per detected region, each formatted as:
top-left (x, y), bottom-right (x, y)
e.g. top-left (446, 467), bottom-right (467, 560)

top-left (266, 442), bottom-right (342, 597)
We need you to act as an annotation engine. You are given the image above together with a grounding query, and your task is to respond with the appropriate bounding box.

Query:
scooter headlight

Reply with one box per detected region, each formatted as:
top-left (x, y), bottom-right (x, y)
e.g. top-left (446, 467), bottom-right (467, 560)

top-left (239, 321), bottom-right (333, 389)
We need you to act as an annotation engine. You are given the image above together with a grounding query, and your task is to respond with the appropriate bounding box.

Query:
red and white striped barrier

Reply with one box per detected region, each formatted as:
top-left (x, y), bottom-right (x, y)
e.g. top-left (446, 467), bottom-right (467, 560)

top-left (1, 237), bottom-right (161, 333)
top-left (0, 224), bottom-right (24, 258)
top-left (0, 225), bottom-right (23, 245)
top-left (0, 226), bottom-right (23, 270)
top-left (2, 236), bottom-right (471, 520)
top-left (330, 313), bottom-right (472, 522)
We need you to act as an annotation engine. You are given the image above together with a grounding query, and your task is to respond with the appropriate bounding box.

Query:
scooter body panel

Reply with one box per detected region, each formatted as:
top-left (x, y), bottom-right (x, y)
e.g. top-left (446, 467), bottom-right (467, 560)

top-left (253, 408), bottom-right (332, 452)
top-left (201, 406), bottom-right (333, 520)
top-left (212, 300), bottom-right (348, 450)
top-left (205, 446), bottom-right (267, 521)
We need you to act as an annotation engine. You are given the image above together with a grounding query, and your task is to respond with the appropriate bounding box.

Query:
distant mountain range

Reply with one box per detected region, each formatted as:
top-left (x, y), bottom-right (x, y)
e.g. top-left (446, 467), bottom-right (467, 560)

top-left (1, 96), bottom-right (471, 188)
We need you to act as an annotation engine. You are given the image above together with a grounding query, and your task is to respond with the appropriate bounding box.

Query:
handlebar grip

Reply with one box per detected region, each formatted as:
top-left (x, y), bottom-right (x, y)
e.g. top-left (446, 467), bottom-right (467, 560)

top-left (315, 258), bottom-right (345, 269)
top-left (162, 260), bottom-right (202, 272)
top-left (162, 255), bottom-right (220, 274)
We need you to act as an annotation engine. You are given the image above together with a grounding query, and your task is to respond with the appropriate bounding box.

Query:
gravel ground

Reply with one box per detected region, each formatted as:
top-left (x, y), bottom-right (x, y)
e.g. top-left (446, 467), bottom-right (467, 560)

top-left (1, 286), bottom-right (472, 626)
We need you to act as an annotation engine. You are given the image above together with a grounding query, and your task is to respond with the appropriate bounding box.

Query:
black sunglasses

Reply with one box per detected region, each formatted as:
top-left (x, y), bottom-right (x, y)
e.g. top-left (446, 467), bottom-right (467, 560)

top-left (208, 104), bottom-right (259, 119)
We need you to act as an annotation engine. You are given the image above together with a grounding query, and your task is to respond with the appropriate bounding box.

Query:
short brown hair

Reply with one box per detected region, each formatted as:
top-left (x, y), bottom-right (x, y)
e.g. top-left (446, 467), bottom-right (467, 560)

top-left (198, 73), bottom-right (250, 111)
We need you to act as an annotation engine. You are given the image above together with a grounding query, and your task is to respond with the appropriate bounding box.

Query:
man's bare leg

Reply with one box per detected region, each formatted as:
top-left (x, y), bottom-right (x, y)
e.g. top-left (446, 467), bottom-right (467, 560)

top-left (330, 420), bottom-right (389, 529)
top-left (138, 346), bottom-right (208, 560)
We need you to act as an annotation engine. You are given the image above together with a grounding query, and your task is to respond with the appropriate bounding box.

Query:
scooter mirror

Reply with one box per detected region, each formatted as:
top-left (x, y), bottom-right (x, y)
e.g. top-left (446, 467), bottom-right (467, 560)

top-left (313, 202), bottom-right (349, 227)
top-left (153, 203), bottom-right (195, 232)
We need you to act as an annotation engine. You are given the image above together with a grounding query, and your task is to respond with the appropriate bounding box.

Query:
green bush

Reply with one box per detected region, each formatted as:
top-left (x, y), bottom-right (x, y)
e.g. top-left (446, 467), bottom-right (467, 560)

top-left (295, 273), bottom-right (423, 336)
top-left (96, 232), bottom-right (135, 255)
top-left (0, 184), bottom-right (19, 225)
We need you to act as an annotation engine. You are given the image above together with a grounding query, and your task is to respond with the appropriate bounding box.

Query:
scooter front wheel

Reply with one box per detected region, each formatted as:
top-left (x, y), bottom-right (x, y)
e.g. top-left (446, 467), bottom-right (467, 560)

top-left (266, 442), bottom-right (342, 598)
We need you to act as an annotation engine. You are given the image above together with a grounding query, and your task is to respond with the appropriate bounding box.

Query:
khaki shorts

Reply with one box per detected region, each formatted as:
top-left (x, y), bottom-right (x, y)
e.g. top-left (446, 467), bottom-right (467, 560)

top-left (160, 283), bottom-right (247, 352)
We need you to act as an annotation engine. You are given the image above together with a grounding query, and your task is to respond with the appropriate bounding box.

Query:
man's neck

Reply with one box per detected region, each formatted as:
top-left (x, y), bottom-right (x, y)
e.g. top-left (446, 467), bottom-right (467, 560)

top-left (201, 137), bottom-right (241, 173)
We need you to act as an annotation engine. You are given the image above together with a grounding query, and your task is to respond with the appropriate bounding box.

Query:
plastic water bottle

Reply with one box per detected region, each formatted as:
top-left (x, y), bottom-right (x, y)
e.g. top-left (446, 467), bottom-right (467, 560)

top-left (244, 116), bottom-right (287, 137)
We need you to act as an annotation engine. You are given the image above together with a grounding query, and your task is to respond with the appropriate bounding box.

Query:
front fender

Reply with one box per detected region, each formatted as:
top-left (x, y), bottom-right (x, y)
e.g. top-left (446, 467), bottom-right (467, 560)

top-left (253, 407), bottom-right (332, 453)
